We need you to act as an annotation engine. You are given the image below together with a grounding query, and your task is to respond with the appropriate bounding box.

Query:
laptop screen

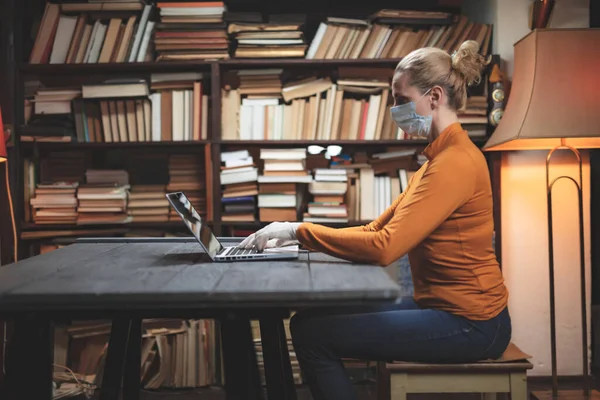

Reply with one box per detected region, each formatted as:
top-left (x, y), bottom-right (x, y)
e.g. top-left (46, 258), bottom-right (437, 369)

top-left (166, 192), bottom-right (223, 259)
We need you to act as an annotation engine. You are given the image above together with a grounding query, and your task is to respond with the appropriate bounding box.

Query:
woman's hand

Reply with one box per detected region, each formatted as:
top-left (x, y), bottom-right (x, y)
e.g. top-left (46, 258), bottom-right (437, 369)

top-left (238, 222), bottom-right (301, 251)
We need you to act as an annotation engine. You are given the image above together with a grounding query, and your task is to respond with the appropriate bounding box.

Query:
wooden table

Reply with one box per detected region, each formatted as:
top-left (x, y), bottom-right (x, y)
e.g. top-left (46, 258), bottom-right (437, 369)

top-left (0, 237), bottom-right (401, 400)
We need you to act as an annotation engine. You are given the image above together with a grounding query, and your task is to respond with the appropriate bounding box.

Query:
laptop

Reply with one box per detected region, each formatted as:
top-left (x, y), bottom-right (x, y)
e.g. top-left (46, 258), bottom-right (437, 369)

top-left (166, 192), bottom-right (298, 262)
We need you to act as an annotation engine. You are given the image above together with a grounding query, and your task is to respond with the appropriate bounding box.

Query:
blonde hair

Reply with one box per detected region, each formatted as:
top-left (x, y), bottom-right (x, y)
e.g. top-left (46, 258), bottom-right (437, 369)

top-left (395, 40), bottom-right (488, 111)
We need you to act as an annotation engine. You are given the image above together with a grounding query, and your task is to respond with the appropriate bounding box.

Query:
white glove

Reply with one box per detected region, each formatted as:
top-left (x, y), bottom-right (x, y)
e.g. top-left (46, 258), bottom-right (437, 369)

top-left (238, 222), bottom-right (301, 251)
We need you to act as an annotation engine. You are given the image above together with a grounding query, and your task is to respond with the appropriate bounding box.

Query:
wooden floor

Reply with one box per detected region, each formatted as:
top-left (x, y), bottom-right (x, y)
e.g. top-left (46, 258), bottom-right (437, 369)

top-left (76, 379), bottom-right (599, 400)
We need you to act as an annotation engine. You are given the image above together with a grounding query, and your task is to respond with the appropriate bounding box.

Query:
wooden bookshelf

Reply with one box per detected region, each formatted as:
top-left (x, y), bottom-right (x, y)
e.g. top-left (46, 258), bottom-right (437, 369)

top-left (6, 0), bottom-right (498, 249)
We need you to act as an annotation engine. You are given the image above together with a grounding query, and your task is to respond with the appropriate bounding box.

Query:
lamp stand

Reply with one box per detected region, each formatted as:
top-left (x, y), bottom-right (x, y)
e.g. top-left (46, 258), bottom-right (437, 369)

top-left (531, 143), bottom-right (599, 400)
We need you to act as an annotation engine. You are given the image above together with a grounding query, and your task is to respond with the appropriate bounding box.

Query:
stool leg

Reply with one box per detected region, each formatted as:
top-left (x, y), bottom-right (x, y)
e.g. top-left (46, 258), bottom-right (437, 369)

top-left (390, 373), bottom-right (407, 400)
top-left (482, 393), bottom-right (497, 400)
top-left (509, 372), bottom-right (527, 400)
top-left (376, 362), bottom-right (390, 400)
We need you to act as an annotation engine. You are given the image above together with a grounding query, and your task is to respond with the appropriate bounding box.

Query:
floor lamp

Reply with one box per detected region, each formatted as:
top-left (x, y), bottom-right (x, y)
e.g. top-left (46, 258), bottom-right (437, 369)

top-left (483, 28), bottom-right (600, 399)
top-left (0, 107), bottom-right (17, 265)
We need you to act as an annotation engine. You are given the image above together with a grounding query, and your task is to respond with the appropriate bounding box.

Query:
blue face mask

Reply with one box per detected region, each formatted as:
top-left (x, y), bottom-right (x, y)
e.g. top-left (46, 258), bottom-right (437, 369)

top-left (390, 89), bottom-right (432, 139)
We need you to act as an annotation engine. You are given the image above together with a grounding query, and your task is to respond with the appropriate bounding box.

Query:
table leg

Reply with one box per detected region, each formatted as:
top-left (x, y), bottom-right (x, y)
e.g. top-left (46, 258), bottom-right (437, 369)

top-left (100, 318), bottom-right (131, 400)
top-left (259, 317), bottom-right (297, 400)
top-left (2, 315), bottom-right (53, 400)
top-left (220, 314), bottom-right (263, 400)
top-left (123, 318), bottom-right (141, 400)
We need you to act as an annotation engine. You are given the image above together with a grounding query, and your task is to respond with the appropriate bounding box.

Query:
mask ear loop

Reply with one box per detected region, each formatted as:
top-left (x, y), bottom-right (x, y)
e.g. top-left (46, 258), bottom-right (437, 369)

top-left (415, 88), bottom-right (433, 104)
top-left (414, 88), bottom-right (433, 140)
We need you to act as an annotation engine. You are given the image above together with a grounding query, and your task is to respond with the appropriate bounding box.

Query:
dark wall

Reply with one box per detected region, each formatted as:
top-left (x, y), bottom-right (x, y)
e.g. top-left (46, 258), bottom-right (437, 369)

top-left (591, 0), bottom-right (600, 28)
top-left (0, 0), bottom-right (15, 267)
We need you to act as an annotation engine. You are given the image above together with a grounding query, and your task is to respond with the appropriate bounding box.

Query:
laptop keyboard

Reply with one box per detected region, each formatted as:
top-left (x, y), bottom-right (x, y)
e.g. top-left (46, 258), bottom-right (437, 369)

top-left (228, 247), bottom-right (258, 256)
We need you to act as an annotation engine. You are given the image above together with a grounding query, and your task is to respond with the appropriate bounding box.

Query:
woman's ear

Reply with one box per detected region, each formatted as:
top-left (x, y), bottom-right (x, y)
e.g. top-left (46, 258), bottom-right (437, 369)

top-left (430, 86), bottom-right (444, 109)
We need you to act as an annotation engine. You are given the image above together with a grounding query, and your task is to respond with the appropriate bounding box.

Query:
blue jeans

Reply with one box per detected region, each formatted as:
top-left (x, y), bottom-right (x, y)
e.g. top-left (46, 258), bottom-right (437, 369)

top-left (290, 297), bottom-right (511, 400)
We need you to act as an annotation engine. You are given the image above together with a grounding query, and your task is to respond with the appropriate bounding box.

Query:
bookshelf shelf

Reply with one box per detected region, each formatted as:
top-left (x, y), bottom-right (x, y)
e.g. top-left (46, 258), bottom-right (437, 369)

top-left (19, 58), bottom-right (404, 76)
top-left (220, 220), bottom-right (372, 227)
top-left (219, 58), bottom-right (403, 68)
top-left (19, 61), bottom-right (214, 75)
top-left (19, 140), bottom-right (211, 149)
top-left (218, 138), bottom-right (488, 147)
top-left (17, 139), bottom-right (488, 149)
top-left (20, 221), bottom-right (205, 231)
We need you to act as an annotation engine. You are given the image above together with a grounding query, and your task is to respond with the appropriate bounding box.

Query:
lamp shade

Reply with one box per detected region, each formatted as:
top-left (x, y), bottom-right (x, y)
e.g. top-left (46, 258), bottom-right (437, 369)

top-left (0, 107), bottom-right (7, 161)
top-left (483, 28), bottom-right (600, 151)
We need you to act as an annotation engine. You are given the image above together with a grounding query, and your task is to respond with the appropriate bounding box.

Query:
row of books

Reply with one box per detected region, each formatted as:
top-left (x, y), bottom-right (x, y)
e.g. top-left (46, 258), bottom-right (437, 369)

top-left (29, 2), bottom-right (491, 63)
top-left (58, 313), bottom-right (377, 396)
top-left (58, 318), bottom-right (223, 392)
top-left (23, 76), bottom-right (209, 143)
top-left (24, 74), bottom-right (486, 144)
top-left (306, 13), bottom-right (492, 60)
top-left (27, 155), bottom-right (207, 225)
top-left (24, 146), bottom-right (432, 227)
top-left (221, 71), bottom-right (489, 142)
top-left (30, 2), bottom-right (154, 64)
top-left (218, 147), bottom-right (423, 224)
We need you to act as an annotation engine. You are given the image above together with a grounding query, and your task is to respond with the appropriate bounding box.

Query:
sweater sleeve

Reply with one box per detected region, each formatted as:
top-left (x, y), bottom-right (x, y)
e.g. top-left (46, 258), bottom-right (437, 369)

top-left (338, 190), bottom-right (407, 233)
top-left (295, 154), bottom-right (476, 266)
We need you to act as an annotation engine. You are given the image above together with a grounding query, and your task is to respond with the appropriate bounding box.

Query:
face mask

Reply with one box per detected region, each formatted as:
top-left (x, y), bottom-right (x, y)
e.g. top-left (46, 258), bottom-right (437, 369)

top-left (390, 89), bottom-right (432, 139)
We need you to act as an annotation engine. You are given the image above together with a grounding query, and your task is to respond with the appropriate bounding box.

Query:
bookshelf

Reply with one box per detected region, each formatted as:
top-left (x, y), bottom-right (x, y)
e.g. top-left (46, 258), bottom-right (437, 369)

top-left (4, 0), bottom-right (499, 252)
top-left (1, 0), bottom-right (503, 393)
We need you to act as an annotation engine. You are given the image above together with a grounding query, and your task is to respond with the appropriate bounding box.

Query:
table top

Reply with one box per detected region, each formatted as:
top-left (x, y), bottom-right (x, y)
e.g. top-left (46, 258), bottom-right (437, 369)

top-left (0, 237), bottom-right (401, 314)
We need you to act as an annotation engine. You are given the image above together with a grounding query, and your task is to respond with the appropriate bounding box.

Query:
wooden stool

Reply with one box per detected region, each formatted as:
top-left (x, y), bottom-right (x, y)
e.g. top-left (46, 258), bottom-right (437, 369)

top-left (377, 343), bottom-right (533, 400)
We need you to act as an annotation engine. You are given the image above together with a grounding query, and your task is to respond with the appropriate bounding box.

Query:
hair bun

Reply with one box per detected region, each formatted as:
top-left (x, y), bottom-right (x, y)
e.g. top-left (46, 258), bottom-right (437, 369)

top-left (451, 40), bottom-right (488, 87)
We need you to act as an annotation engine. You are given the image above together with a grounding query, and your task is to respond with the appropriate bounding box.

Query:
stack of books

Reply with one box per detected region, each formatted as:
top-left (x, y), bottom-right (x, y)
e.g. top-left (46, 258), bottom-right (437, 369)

top-left (257, 148), bottom-right (311, 222)
top-left (227, 13), bottom-right (307, 58)
top-left (30, 182), bottom-right (79, 225)
top-left (127, 185), bottom-right (169, 223)
top-left (237, 69), bottom-right (283, 98)
top-left (155, 1), bottom-right (229, 61)
top-left (77, 169), bottom-right (131, 225)
top-left (303, 169), bottom-right (348, 223)
top-left (31, 87), bottom-right (81, 115)
top-left (219, 150), bottom-right (258, 222)
top-left (458, 95), bottom-right (489, 138)
top-left (368, 149), bottom-right (417, 175)
top-left (167, 155), bottom-right (206, 220)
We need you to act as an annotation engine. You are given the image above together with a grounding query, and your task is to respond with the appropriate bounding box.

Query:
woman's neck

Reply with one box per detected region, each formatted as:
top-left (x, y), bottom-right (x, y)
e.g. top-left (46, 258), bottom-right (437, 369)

top-left (428, 107), bottom-right (459, 143)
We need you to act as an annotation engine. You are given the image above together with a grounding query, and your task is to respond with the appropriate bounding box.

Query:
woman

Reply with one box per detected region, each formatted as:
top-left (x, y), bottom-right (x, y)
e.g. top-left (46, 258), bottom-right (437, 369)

top-left (239, 40), bottom-right (510, 400)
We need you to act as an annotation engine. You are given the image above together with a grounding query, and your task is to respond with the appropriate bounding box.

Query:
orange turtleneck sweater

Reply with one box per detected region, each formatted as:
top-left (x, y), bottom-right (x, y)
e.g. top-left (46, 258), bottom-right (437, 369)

top-left (296, 123), bottom-right (508, 320)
